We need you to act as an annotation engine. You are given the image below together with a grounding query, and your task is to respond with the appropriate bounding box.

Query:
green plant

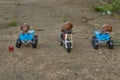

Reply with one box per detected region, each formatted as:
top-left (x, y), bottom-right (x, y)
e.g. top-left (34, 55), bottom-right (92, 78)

top-left (9, 20), bottom-right (18, 27)
top-left (92, 0), bottom-right (120, 15)
top-left (63, 16), bottom-right (68, 22)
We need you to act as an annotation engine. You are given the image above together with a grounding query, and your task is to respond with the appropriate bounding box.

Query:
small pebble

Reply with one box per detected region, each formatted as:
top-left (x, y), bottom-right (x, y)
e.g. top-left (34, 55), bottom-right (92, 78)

top-left (99, 51), bottom-right (103, 54)
top-left (74, 72), bottom-right (78, 76)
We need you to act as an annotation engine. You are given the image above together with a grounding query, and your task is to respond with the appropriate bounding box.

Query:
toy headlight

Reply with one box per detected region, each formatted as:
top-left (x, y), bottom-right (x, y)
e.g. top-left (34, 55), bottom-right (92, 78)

top-left (105, 31), bottom-right (110, 34)
top-left (67, 34), bottom-right (71, 41)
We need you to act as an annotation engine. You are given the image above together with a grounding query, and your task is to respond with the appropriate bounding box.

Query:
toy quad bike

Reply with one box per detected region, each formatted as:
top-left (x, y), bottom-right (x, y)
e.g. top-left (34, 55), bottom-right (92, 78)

top-left (16, 29), bottom-right (38, 48)
top-left (92, 30), bottom-right (114, 49)
top-left (60, 30), bottom-right (73, 53)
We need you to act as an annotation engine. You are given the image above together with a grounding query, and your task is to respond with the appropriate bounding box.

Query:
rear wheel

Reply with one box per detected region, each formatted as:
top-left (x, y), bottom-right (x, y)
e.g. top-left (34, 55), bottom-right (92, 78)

top-left (108, 40), bottom-right (114, 49)
top-left (60, 41), bottom-right (63, 46)
top-left (16, 39), bottom-right (21, 48)
top-left (60, 34), bottom-right (63, 46)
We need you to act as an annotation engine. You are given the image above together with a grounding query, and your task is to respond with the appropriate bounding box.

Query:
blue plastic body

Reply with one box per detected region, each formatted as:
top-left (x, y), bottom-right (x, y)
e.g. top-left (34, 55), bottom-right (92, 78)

top-left (19, 30), bottom-right (35, 42)
top-left (94, 30), bottom-right (111, 42)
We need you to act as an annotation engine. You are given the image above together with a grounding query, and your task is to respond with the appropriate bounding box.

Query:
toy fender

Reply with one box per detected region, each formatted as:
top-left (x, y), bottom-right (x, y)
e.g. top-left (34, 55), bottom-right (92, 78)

top-left (64, 34), bottom-right (73, 48)
top-left (19, 30), bottom-right (35, 42)
top-left (94, 30), bottom-right (111, 42)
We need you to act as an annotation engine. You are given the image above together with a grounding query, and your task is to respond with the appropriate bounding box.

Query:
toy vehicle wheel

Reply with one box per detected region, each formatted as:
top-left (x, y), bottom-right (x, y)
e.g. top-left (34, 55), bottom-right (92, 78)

top-left (32, 40), bottom-right (37, 48)
top-left (34, 35), bottom-right (38, 43)
top-left (32, 35), bottom-right (38, 48)
top-left (108, 40), bottom-right (114, 49)
top-left (67, 43), bottom-right (71, 53)
top-left (60, 34), bottom-right (63, 40)
top-left (67, 48), bottom-right (71, 53)
top-left (92, 36), bottom-right (96, 45)
top-left (16, 39), bottom-right (21, 48)
top-left (60, 41), bottom-right (63, 46)
top-left (92, 36), bottom-right (99, 49)
top-left (60, 34), bottom-right (63, 46)
top-left (93, 42), bottom-right (99, 49)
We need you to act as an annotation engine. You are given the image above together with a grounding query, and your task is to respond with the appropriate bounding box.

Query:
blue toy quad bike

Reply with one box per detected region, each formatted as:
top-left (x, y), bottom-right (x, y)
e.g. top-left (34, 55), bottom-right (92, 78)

top-left (92, 30), bottom-right (114, 49)
top-left (60, 30), bottom-right (73, 53)
top-left (16, 30), bottom-right (38, 48)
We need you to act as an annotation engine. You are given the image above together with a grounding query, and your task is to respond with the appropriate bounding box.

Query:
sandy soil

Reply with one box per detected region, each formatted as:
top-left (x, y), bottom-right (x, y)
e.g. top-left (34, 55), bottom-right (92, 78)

top-left (0, 0), bottom-right (120, 80)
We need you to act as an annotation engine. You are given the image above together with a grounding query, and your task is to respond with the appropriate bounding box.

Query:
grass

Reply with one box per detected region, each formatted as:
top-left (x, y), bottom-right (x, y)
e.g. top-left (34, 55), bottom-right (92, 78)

top-left (63, 16), bottom-right (68, 22)
top-left (9, 20), bottom-right (18, 27)
top-left (92, 0), bottom-right (120, 15)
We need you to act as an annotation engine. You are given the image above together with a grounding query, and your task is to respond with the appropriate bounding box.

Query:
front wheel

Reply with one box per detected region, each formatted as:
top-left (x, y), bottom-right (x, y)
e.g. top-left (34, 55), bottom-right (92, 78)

top-left (32, 35), bottom-right (38, 48)
top-left (16, 39), bottom-right (21, 48)
top-left (92, 36), bottom-right (99, 49)
top-left (34, 35), bottom-right (38, 44)
top-left (67, 48), bottom-right (71, 53)
top-left (66, 43), bottom-right (72, 53)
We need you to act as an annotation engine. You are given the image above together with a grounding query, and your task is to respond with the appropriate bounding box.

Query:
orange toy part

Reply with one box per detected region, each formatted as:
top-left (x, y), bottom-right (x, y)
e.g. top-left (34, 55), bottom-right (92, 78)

top-left (100, 24), bottom-right (112, 33)
top-left (61, 22), bottom-right (73, 32)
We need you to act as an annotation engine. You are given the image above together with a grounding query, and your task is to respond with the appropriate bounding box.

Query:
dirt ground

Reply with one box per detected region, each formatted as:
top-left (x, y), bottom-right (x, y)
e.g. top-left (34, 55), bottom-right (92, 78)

top-left (0, 0), bottom-right (120, 80)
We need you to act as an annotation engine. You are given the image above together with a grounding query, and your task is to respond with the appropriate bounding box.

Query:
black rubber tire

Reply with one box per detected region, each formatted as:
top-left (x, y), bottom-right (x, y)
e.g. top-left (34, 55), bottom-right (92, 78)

top-left (67, 48), bottom-right (71, 53)
top-left (92, 36), bottom-right (99, 49)
top-left (108, 40), bottom-right (114, 49)
top-left (61, 34), bottom-right (65, 40)
top-left (60, 41), bottom-right (63, 46)
top-left (32, 35), bottom-right (38, 48)
top-left (67, 43), bottom-right (71, 53)
top-left (16, 39), bottom-right (21, 48)
top-left (32, 40), bottom-right (37, 48)
top-left (34, 35), bottom-right (38, 43)
top-left (60, 34), bottom-right (63, 46)
top-left (93, 42), bottom-right (99, 49)
top-left (92, 36), bottom-right (96, 45)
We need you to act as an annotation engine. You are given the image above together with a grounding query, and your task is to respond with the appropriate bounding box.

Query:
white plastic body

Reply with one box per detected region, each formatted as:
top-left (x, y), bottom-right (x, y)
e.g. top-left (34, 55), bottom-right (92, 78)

top-left (63, 34), bottom-right (73, 48)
